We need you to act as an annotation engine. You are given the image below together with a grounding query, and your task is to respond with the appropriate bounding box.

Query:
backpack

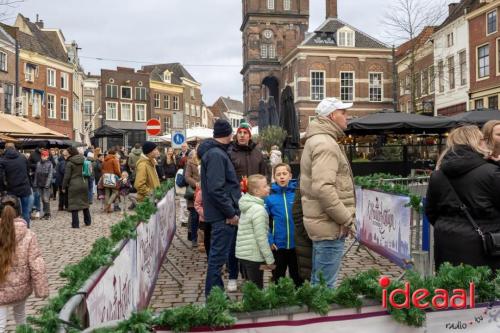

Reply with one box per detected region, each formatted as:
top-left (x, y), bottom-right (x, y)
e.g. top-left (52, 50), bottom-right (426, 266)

top-left (83, 159), bottom-right (93, 178)
top-left (175, 167), bottom-right (188, 187)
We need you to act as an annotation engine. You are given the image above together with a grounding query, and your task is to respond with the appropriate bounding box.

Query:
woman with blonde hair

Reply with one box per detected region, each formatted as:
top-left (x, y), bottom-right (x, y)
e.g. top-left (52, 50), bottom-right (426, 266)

top-left (482, 120), bottom-right (500, 160)
top-left (426, 125), bottom-right (500, 271)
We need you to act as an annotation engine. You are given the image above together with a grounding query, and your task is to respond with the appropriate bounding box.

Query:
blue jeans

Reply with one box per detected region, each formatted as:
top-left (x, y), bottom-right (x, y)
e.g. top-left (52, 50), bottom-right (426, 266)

top-left (205, 220), bottom-right (236, 297)
top-left (87, 177), bottom-right (94, 203)
top-left (188, 207), bottom-right (199, 242)
top-left (19, 193), bottom-right (33, 227)
top-left (228, 228), bottom-right (239, 279)
top-left (311, 238), bottom-right (346, 288)
top-left (32, 189), bottom-right (41, 212)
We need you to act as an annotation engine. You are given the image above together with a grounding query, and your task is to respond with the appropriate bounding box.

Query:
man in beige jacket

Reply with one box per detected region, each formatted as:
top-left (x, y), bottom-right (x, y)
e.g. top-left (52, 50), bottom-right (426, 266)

top-left (300, 97), bottom-right (356, 288)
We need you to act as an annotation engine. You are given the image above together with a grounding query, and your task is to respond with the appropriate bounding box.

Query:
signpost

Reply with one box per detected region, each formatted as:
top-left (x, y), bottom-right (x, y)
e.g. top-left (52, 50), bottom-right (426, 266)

top-left (146, 118), bottom-right (161, 137)
top-left (172, 131), bottom-right (185, 149)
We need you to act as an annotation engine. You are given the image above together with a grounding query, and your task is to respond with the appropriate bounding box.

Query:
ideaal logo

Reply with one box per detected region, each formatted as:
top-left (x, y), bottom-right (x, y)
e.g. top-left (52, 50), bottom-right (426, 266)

top-left (379, 276), bottom-right (475, 310)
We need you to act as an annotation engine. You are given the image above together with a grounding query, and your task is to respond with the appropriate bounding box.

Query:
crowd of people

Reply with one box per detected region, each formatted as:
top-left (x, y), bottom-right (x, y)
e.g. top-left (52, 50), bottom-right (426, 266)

top-left (1, 97), bottom-right (500, 330)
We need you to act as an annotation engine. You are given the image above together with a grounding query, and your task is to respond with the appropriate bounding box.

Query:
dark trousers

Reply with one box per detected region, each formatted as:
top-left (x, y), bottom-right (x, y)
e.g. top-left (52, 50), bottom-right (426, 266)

top-left (205, 220), bottom-right (236, 297)
top-left (227, 227), bottom-right (239, 280)
top-left (204, 222), bottom-right (211, 259)
top-left (52, 183), bottom-right (57, 199)
top-left (240, 259), bottom-right (265, 289)
top-left (188, 207), bottom-right (199, 242)
top-left (71, 208), bottom-right (91, 228)
top-left (272, 249), bottom-right (303, 286)
top-left (58, 186), bottom-right (68, 210)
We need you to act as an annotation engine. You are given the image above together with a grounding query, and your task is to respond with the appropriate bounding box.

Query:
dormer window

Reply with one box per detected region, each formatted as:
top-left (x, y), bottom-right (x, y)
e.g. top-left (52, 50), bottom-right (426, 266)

top-left (163, 70), bottom-right (172, 83)
top-left (267, 0), bottom-right (274, 10)
top-left (337, 27), bottom-right (355, 47)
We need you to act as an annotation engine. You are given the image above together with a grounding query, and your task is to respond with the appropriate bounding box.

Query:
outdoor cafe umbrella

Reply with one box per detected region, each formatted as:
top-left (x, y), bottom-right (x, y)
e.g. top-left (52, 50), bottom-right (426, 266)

top-left (280, 86), bottom-right (300, 148)
top-left (258, 99), bottom-right (269, 131)
top-left (449, 109), bottom-right (500, 127)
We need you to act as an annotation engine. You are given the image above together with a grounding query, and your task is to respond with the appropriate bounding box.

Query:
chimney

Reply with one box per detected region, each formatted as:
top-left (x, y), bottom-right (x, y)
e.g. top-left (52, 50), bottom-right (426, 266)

top-left (35, 14), bottom-right (44, 29)
top-left (448, 3), bottom-right (459, 15)
top-left (326, 0), bottom-right (338, 19)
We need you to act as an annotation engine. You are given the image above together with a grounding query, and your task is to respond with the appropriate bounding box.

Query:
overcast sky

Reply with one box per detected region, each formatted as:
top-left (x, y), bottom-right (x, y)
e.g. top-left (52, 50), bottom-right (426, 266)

top-left (9, 0), bottom-right (450, 105)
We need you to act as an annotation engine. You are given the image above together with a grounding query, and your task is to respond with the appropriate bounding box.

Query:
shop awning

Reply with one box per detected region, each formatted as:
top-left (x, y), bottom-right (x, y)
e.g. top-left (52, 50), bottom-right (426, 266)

top-left (0, 113), bottom-right (68, 139)
top-left (449, 109), bottom-right (500, 127)
top-left (91, 125), bottom-right (125, 138)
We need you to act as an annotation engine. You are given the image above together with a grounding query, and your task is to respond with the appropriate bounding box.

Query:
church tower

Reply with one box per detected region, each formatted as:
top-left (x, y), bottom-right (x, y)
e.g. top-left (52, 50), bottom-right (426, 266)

top-left (241, 0), bottom-right (309, 123)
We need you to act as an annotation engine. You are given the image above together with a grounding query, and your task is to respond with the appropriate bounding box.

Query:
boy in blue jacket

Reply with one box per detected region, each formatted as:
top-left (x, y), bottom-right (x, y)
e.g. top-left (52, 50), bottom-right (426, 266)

top-left (265, 163), bottom-right (303, 286)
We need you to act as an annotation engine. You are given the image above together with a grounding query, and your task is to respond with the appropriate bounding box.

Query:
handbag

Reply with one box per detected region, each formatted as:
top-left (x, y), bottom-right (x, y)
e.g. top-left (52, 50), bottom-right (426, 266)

top-left (442, 173), bottom-right (500, 257)
top-left (103, 173), bottom-right (117, 188)
top-left (184, 185), bottom-right (195, 200)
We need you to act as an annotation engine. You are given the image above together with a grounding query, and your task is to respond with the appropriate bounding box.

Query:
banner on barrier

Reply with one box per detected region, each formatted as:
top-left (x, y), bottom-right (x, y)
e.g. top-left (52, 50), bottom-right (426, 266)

top-left (86, 189), bottom-right (176, 326)
top-left (356, 189), bottom-right (412, 268)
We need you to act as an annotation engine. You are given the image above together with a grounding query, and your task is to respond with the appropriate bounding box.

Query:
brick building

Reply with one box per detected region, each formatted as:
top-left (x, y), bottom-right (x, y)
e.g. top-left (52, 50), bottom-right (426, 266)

top-left (101, 67), bottom-right (151, 148)
top-left (210, 97), bottom-right (244, 128)
top-left (0, 27), bottom-right (16, 115)
top-left (142, 63), bottom-right (202, 134)
top-left (83, 74), bottom-right (101, 133)
top-left (396, 27), bottom-right (436, 114)
top-left (468, 0), bottom-right (500, 110)
top-left (242, 0), bottom-right (394, 130)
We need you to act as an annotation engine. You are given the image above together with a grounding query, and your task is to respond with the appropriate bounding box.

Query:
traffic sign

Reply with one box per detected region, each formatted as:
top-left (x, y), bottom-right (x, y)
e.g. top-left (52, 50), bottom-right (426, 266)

top-left (172, 131), bottom-right (185, 148)
top-left (146, 118), bottom-right (161, 136)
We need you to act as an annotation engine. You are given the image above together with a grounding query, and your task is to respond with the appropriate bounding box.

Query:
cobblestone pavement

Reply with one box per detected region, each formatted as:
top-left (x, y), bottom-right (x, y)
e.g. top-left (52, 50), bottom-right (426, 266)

top-left (149, 202), bottom-right (404, 311)
top-left (6, 199), bottom-right (125, 332)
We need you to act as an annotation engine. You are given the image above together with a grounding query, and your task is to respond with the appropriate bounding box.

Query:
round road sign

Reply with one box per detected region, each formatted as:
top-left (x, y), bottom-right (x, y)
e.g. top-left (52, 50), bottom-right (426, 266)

top-left (173, 132), bottom-right (185, 145)
top-left (146, 118), bottom-right (161, 136)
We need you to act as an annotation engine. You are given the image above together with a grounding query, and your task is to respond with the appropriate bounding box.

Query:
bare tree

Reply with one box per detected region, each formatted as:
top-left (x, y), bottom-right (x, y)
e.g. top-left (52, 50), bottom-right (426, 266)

top-left (383, 0), bottom-right (448, 113)
top-left (0, 0), bottom-right (24, 22)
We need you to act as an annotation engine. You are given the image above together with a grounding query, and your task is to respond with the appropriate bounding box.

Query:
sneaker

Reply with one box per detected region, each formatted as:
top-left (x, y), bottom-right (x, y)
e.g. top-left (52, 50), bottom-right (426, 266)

top-left (226, 279), bottom-right (237, 292)
top-left (34, 211), bottom-right (41, 219)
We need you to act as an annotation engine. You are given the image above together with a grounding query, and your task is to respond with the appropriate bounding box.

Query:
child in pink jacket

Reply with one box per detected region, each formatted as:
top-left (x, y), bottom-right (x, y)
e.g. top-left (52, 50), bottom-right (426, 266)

top-left (194, 185), bottom-right (207, 254)
top-left (0, 195), bottom-right (49, 331)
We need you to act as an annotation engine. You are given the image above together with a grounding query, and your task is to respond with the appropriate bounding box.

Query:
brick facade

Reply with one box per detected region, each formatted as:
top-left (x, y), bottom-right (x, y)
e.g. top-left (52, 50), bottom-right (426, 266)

top-left (0, 34), bottom-right (16, 115)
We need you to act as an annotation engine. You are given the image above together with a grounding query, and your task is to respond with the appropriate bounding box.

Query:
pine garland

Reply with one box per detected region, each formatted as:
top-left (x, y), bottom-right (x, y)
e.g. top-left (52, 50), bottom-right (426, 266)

top-left (16, 180), bottom-right (174, 333)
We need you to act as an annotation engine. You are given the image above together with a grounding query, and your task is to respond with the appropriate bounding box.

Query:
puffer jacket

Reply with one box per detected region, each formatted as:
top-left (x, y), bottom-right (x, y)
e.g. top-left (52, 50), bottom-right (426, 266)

top-left (235, 193), bottom-right (275, 265)
top-left (128, 148), bottom-right (142, 171)
top-left (184, 160), bottom-right (200, 207)
top-left (102, 155), bottom-right (121, 177)
top-left (0, 148), bottom-right (31, 197)
top-left (34, 159), bottom-right (53, 189)
top-left (134, 154), bottom-right (160, 202)
top-left (293, 181), bottom-right (313, 282)
top-left (265, 179), bottom-right (297, 249)
top-left (300, 116), bottom-right (355, 241)
top-left (0, 218), bottom-right (49, 305)
top-left (229, 141), bottom-right (267, 180)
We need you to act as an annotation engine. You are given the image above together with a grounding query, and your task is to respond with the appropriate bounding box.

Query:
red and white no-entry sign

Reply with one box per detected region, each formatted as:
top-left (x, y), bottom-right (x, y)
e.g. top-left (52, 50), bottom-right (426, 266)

top-left (146, 118), bottom-right (161, 136)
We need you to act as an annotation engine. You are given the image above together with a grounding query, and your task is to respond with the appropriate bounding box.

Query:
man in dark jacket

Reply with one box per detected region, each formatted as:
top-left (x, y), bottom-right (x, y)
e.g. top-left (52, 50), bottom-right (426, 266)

top-left (199, 119), bottom-right (241, 297)
top-left (56, 150), bottom-right (68, 211)
top-left (229, 122), bottom-right (267, 180)
top-left (0, 143), bottom-right (33, 226)
top-left (29, 145), bottom-right (43, 216)
top-left (34, 150), bottom-right (53, 219)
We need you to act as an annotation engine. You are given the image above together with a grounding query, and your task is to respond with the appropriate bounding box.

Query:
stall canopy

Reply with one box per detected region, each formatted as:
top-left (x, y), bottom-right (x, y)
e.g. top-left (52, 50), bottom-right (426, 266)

top-left (347, 111), bottom-right (456, 135)
top-left (0, 113), bottom-right (68, 139)
top-left (159, 127), bottom-right (214, 143)
top-left (449, 109), bottom-right (500, 127)
top-left (91, 125), bottom-right (125, 138)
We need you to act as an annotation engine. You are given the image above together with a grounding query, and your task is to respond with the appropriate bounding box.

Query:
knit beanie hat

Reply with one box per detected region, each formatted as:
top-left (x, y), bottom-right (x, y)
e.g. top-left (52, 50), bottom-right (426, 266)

top-left (213, 119), bottom-right (233, 138)
top-left (142, 141), bottom-right (157, 155)
top-left (237, 122), bottom-right (252, 138)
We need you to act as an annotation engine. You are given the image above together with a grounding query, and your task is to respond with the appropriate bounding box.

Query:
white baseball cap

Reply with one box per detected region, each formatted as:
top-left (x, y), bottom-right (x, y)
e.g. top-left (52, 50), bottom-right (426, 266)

top-left (315, 98), bottom-right (353, 117)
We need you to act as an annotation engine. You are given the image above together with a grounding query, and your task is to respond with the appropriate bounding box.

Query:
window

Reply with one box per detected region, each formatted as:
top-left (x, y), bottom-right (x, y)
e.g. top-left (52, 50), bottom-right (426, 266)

top-left (429, 66), bottom-right (435, 93)
top-left (475, 99), bottom-right (484, 109)
top-left (0, 52), bottom-right (6, 71)
top-left (83, 100), bottom-right (93, 115)
top-left (185, 103), bottom-right (189, 114)
top-left (340, 72), bottom-right (354, 102)
top-left (32, 93), bottom-right (41, 117)
top-left (489, 95), bottom-right (498, 109)
top-left (459, 50), bottom-right (467, 86)
top-left (369, 73), bottom-right (382, 102)
top-left (25, 64), bottom-right (36, 82)
top-left (438, 60), bottom-right (444, 92)
top-left (60, 72), bottom-right (69, 90)
top-left (191, 104), bottom-right (196, 116)
top-left (478, 44), bottom-right (490, 78)
top-left (164, 95), bottom-right (170, 109)
top-left (121, 103), bottom-right (132, 121)
top-left (4, 84), bottom-right (13, 114)
top-left (47, 94), bottom-right (56, 119)
top-left (268, 44), bottom-right (276, 58)
top-left (135, 104), bottom-right (146, 122)
top-left (190, 87), bottom-right (195, 99)
top-left (284, 0), bottom-right (291, 10)
top-left (185, 120), bottom-right (190, 129)
top-left (135, 87), bottom-right (147, 101)
top-left (154, 93), bottom-right (160, 108)
top-left (106, 84), bottom-right (118, 98)
top-left (448, 56), bottom-right (455, 90)
top-left (163, 71), bottom-right (171, 83)
top-left (447, 32), bottom-right (454, 47)
top-left (121, 86), bottom-right (132, 99)
top-left (338, 30), bottom-right (355, 47)
top-left (260, 44), bottom-right (268, 58)
top-left (487, 10), bottom-right (497, 35)
top-left (47, 69), bottom-right (56, 87)
top-left (60, 97), bottom-right (68, 120)
top-left (106, 101), bottom-right (118, 120)
top-left (22, 91), bottom-right (29, 115)
top-left (173, 96), bottom-right (179, 110)
top-left (310, 71), bottom-right (325, 101)
top-left (399, 79), bottom-right (405, 96)
top-left (421, 69), bottom-right (429, 96)
top-left (405, 75), bottom-right (410, 93)
top-left (196, 105), bottom-right (201, 117)
top-left (267, 0), bottom-right (274, 10)
top-left (415, 72), bottom-right (421, 98)
top-left (164, 117), bottom-right (171, 132)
